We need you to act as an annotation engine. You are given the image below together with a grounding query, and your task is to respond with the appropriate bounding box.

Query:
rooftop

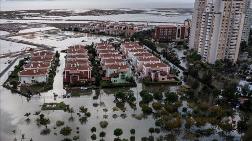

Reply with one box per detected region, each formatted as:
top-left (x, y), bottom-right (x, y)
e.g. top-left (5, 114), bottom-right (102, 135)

top-left (143, 63), bottom-right (168, 68)
top-left (31, 55), bottom-right (54, 62)
top-left (19, 69), bottom-right (48, 76)
top-left (65, 64), bottom-right (91, 71)
top-left (24, 62), bottom-right (50, 69)
top-left (105, 64), bottom-right (128, 70)
top-left (137, 56), bottom-right (160, 62)
top-left (100, 53), bottom-right (122, 58)
top-left (133, 52), bottom-right (153, 57)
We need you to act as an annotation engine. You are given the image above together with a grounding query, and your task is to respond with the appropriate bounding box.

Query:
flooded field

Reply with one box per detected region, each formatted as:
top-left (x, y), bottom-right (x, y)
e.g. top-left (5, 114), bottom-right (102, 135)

top-left (0, 39), bottom-right (36, 55)
top-left (10, 30), bottom-right (117, 50)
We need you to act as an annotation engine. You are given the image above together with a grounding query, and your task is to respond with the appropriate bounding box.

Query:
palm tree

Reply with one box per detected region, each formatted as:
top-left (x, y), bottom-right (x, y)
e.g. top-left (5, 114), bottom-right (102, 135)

top-left (99, 131), bottom-right (106, 140)
top-left (149, 127), bottom-right (154, 136)
top-left (114, 128), bottom-right (123, 139)
top-left (68, 108), bottom-right (75, 122)
top-left (69, 107), bottom-right (74, 117)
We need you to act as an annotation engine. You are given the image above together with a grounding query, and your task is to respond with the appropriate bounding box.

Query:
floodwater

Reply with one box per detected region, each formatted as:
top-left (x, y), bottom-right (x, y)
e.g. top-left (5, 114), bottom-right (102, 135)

top-left (0, 46), bottom-right (170, 141)
top-left (10, 30), bottom-right (117, 49)
top-left (0, 39), bottom-right (36, 54)
top-left (0, 29), bottom-right (242, 141)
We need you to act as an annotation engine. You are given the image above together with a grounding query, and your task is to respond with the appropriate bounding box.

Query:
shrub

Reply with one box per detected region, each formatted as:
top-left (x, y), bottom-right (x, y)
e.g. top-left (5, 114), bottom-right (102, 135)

top-left (91, 127), bottom-right (96, 133)
top-left (100, 121), bottom-right (108, 129)
top-left (91, 134), bottom-right (96, 140)
top-left (114, 128), bottom-right (123, 138)
top-left (141, 105), bottom-right (153, 114)
top-left (60, 126), bottom-right (72, 136)
top-left (130, 129), bottom-right (135, 135)
top-left (56, 120), bottom-right (64, 127)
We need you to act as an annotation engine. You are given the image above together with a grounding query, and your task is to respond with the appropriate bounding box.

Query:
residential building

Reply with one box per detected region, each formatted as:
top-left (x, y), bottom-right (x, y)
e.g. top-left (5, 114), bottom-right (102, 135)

top-left (241, 0), bottom-right (252, 42)
top-left (136, 56), bottom-right (161, 71)
top-left (19, 50), bottom-right (55, 84)
top-left (154, 25), bottom-right (177, 42)
top-left (142, 63), bottom-right (170, 77)
top-left (64, 64), bottom-right (92, 84)
top-left (189, 0), bottom-right (251, 64)
top-left (19, 69), bottom-right (49, 84)
top-left (63, 45), bottom-right (92, 84)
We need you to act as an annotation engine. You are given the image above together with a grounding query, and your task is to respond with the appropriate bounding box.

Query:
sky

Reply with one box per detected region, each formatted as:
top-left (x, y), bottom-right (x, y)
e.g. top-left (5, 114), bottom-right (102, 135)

top-left (0, 0), bottom-right (196, 10)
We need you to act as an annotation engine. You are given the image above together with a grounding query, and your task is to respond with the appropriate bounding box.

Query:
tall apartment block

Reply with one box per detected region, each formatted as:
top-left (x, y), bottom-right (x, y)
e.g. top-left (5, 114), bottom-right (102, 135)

top-left (189, 0), bottom-right (251, 64)
top-left (242, 0), bottom-right (252, 43)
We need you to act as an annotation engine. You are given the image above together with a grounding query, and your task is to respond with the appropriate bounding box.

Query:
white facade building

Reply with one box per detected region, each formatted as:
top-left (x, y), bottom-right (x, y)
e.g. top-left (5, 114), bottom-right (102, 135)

top-left (190, 0), bottom-right (251, 64)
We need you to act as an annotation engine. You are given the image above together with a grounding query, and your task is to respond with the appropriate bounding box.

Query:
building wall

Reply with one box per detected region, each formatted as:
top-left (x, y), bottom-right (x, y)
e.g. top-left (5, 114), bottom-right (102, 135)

top-left (154, 26), bottom-right (177, 42)
top-left (19, 75), bottom-right (47, 84)
top-left (189, 0), bottom-right (207, 49)
top-left (190, 0), bottom-right (250, 64)
top-left (241, 0), bottom-right (252, 42)
top-left (64, 70), bottom-right (91, 84)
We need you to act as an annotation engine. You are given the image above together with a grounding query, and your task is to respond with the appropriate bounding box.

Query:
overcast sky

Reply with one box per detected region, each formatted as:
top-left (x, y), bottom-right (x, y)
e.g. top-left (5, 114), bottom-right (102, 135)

top-left (1, 0), bottom-right (196, 10)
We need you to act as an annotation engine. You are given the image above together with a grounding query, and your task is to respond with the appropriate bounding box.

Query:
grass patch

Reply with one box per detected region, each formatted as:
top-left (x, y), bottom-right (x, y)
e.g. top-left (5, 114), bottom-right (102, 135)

top-left (41, 102), bottom-right (70, 111)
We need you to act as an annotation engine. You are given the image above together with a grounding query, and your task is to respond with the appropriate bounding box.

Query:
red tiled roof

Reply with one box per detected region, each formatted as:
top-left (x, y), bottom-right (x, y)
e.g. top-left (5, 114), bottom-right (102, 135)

top-left (65, 64), bottom-right (91, 71)
top-left (103, 58), bottom-right (124, 63)
top-left (128, 48), bottom-right (146, 53)
top-left (24, 62), bottom-right (50, 69)
top-left (98, 50), bottom-right (118, 54)
top-left (31, 55), bottom-right (54, 62)
top-left (100, 53), bottom-right (122, 58)
top-left (105, 64), bottom-right (128, 70)
top-left (66, 59), bottom-right (89, 64)
top-left (67, 45), bottom-right (87, 54)
top-left (143, 63), bottom-right (168, 68)
top-left (137, 56), bottom-right (160, 62)
top-left (96, 46), bottom-right (115, 50)
top-left (133, 52), bottom-right (153, 57)
top-left (67, 54), bottom-right (89, 58)
top-left (19, 69), bottom-right (48, 76)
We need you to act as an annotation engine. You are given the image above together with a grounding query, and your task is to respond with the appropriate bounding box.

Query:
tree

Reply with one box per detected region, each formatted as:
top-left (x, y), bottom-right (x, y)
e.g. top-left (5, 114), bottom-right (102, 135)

top-left (69, 108), bottom-right (74, 118)
top-left (237, 120), bottom-right (248, 134)
top-left (114, 128), bottom-right (123, 138)
top-left (100, 121), bottom-right (109, 129)
top-left (91, 134), bottom-right (96, 140)
top-left (79, 106), bottom-right (88, 113)
top-left (140, 91), bottom-right (153, 104)
top-left (152, 102), bottom-right (162, 111)
top-left (115, 91), bottom-right (126, 102)
top-left (153, 92), bottom-right (163, 101)
top-left (99, 131), bottom-right (106, 139)
top-left (55, 51), bottom-right (60, 58)
top-left (165, 92), bottom-right (178, 103)
top-left (130, 129), bottom-right (135, 135)
top-left (148, 128), bottom-right (155, 136)
top-left (91, 127), bottom-right (96, 133)
top-left (141, 105), bottom-right (153, 114)
top-left (154, 128), bottom-right (160, 134)
top-left (60, 126), bottom-right (72, 136)
top-left (37, 114), bottom-right (50, 129)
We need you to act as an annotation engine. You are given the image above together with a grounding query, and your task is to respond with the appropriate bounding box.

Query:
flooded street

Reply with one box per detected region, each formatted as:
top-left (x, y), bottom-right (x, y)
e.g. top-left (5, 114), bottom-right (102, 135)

top-left (0, 46), bottom-right (171, 141)
top-left (0, 30), bottom-right (173, 141)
